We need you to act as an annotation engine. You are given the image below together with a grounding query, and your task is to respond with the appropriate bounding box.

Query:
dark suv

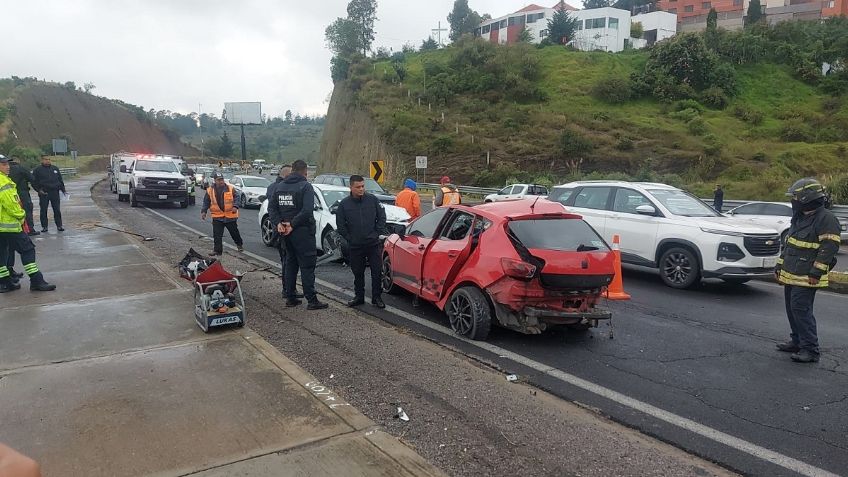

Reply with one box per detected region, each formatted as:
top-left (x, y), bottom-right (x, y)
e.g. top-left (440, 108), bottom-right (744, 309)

top-left (313, 173), bottom-right (395, 204)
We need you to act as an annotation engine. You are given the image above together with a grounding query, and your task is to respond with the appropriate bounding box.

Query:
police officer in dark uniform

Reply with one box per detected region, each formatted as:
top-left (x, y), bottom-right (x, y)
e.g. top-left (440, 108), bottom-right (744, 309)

top-left (8, 157), bottom-right (38, 236)
top-left (265, 164), bottom-right (302, 299)
top-left (774, 178), bottom-right (841, 363)
top-left (267, 160), bottom-right (327, 310)
top-left (31, 155), bottom-right (65, 233)
top-left (336, 174), bottom-right (387, 309)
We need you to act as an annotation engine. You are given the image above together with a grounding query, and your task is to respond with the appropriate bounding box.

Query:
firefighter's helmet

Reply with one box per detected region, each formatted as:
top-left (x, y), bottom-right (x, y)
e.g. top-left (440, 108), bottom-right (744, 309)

top-left (786, 178), bottom-right (827, 205)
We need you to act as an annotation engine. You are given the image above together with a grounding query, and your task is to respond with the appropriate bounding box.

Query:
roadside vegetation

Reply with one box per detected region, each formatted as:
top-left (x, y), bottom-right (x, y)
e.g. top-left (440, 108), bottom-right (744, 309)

top-left (329, 17), bottom-right (848, 201)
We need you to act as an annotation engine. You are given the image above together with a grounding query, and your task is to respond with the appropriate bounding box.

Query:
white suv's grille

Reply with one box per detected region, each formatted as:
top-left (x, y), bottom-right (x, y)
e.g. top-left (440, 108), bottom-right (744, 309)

top-left (743, 235), bottom-right (780, 256)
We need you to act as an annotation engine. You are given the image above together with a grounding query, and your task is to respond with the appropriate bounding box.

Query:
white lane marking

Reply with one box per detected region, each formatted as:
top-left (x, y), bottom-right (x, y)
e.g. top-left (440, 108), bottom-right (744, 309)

top-left (142, 205), bottom-right (839, 477)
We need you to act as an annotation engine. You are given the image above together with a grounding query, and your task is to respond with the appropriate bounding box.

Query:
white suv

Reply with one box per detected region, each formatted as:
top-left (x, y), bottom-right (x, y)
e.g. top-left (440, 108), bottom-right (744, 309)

top-left (549, 181), bottom-right (782, 288)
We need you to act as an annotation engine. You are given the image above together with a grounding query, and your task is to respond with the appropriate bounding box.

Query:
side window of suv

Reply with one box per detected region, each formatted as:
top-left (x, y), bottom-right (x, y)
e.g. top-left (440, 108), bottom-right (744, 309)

top-left (612, 188), bottom-right (653, 214)
top-left (573, 187), bottom-right (612, 210)
top-left (548, 187), bottom-right (574, 204)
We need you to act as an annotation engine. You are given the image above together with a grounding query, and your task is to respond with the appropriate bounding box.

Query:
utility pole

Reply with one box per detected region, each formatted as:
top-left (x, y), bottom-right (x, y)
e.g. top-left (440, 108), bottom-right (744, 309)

top-left (432, 21), bottom-right (448, 46)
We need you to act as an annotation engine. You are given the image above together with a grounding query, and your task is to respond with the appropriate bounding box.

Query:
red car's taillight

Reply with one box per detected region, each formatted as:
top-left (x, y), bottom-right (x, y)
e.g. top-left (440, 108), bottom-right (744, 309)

top-left (501, 257), bottom-right (536, 279)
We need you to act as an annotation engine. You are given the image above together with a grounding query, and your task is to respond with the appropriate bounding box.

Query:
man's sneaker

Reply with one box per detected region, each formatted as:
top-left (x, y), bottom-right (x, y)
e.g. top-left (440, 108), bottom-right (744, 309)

top-left (372, 297), bottom-right (386, 309)
top-left (791, 350), bottom-right (820, 363)
top-left (30, 282), bottom-right (57, 292)
top-left (28, 230), bottom-right (40, 236)
top-left (776, 341), bottom-right (800, 353)
top-left (307, 300), bottom-right (329, 310)
top-left (285, 299), bottom-right (303, 308)
top-left (0, 282), bottom-right (21, 293)
top-left (237, 245), bottom-right (244, 252)
top-left (57, 227), bottom-right (65, 232)
top-left (41, 228), bottom-right (48, 233)
top-left (209, 251), bottom-right (221, 256)
top-left (347, 298), bottom-right (365, 307)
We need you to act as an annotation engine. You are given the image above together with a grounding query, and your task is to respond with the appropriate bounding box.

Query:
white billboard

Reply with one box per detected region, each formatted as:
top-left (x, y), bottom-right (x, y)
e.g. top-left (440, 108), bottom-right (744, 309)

top-left (224, 102), bottom-right (262, 125)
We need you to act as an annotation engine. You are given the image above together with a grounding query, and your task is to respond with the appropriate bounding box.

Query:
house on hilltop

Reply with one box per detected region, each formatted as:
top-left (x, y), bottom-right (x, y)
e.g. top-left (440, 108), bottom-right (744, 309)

top-left (474, 3), bottom-right (677, 52)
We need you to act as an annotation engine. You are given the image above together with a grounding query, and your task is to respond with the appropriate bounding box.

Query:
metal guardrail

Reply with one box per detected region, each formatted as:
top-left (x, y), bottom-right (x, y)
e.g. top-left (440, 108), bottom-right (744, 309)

top-left (59, 167), bottom-right (78, 176)
top-left (418, 182), bottom-right (499, 196)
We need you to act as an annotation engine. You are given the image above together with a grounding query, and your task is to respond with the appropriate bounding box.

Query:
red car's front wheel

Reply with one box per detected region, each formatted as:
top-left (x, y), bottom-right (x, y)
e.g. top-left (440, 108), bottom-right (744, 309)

top-left (381, 254), bottom-right (401, 295)
top-left (447, 286), bottom-right (492, 341)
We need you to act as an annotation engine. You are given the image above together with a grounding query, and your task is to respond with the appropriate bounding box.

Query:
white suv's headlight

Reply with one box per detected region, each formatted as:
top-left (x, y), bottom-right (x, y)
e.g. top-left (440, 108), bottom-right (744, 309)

top-left (135, 181), bottom-right (145, 189)
top-left (700, 227), bottom-right (744, 237)
top-left (180, 180), bottom-right (187, 188)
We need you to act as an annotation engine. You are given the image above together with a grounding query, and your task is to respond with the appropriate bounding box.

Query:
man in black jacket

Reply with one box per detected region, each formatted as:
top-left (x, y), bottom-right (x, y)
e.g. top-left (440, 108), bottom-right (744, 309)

top-left (336, 174), bottom-right (388, 309)
top-left (8, 157), bottom-right (38, 236)
top-left (31, 155), bottom-right (65, 233)
top-left (267, 160), bottom-right (327, 310)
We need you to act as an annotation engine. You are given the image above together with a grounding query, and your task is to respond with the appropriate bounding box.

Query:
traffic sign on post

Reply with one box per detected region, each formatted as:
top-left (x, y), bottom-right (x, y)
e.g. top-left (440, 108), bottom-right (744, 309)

top-left (415, 156), bottom-right (427, 169)
top-left (370, 160), bottom-right (385, 184)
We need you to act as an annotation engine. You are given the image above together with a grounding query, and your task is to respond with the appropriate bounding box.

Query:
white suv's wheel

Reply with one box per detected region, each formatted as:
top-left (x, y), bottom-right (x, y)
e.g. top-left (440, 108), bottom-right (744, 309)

top-left (659, 247), bottom-right (700, 289)
top-left (260, 215), bottom-right (274, 247)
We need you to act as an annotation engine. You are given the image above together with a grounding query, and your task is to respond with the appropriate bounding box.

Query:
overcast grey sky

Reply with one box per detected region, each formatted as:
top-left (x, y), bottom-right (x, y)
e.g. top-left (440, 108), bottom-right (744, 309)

top-left (1, 1), bottom-right (572, 118)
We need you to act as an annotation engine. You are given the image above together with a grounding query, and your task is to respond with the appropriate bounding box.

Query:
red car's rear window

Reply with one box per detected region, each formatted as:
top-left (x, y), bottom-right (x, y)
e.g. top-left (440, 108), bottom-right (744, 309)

top-left (507, 219), bottom-right (608, 252)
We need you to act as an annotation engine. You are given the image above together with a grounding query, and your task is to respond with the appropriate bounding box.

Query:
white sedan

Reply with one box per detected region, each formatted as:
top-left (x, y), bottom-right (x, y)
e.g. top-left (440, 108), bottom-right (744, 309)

top-left (258, 183), bottom-right (411, 256)
top-left (727, 201), bottom-right (848, 243)
top-left (228, 175), bottom-right (272, 209)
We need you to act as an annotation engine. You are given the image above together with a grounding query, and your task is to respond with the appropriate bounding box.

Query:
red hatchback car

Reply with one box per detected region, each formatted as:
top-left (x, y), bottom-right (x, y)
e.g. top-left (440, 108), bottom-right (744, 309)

top-left (381, 199), bottom-right (618, 340)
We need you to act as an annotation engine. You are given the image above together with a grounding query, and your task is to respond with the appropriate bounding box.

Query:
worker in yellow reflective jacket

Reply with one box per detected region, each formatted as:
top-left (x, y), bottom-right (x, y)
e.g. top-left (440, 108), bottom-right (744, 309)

top-left (774, 178), bottom-right (840, 363)
top-left (0, 155), bottom-right (56, 293)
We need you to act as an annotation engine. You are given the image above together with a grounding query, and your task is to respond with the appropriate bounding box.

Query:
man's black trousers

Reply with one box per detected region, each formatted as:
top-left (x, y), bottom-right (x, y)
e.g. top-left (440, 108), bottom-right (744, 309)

top-left (39, 189), bottom-right (62, 229)
top-left (783, 285), bottom-right (820, 355)
top-left (212, 220), bottom-right (243, 254)
top-left (349, 244), bottom-right (382, 301)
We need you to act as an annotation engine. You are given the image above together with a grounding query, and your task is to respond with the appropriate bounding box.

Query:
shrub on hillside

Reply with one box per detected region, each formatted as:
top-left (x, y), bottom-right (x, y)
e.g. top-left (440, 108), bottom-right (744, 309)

top-left (822, 97), bottom-right (842, 112)
top-left (668, 108), bottom-right (700, 122)
top-left (699, 87), bottom-right (729, 109)
top-left (615, 138), bottom-right (635, 151)
top-left (688, 117), bottom-right (708, 136)
top-left (591, 77), bottom-right (632, 103)
top-left (431, 135), bottom-right (454, 154)
top-left (780, 118), bottom-right (814, 142)
top-left (732, 104), bottom-right (765, 125)
top-left (673, 99), bottom-right (705, 112)
top-left (559, 128), bottom-right (593, 158)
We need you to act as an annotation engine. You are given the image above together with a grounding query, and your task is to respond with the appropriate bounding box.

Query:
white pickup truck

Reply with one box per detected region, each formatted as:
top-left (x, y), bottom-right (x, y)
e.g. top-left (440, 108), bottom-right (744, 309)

top-left (126, 157), bottom-right (190, 208)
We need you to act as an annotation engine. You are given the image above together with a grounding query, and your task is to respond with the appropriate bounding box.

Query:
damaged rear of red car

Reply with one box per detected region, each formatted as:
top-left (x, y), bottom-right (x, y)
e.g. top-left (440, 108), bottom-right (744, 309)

top-left (382, 199), bottom-right (619, 340)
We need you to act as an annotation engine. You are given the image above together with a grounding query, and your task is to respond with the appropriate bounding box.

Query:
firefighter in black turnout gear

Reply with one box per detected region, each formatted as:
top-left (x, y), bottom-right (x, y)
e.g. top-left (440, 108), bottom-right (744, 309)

top-left (31, 155), bottom-right (65, 233)
top-left (336, 174), bottom-right (388, 309)
top-left (267, 160), bottom-right (327, 310)
top-left (774, 178), bottom-right (841, 363)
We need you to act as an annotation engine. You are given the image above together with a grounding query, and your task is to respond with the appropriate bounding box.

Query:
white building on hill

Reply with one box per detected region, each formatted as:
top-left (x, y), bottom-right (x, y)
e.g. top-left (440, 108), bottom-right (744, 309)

top-left (475, 3), bottom-right (677, 52)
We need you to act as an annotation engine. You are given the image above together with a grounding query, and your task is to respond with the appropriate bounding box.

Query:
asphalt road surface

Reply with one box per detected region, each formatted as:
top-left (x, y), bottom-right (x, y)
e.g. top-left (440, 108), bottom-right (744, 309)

top-left (108, 187), bottom-right (848, 477)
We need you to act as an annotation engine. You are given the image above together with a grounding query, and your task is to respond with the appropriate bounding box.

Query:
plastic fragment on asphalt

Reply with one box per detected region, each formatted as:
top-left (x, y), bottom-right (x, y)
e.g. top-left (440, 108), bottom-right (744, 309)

top-left (506, 374), bottom-right (518, 382)
top-left (330, 374), bottom-right (335, 379)
top-left (803, 406), bottom-right (811, 411)
top-left (395, 407), bottom-right (410, 421)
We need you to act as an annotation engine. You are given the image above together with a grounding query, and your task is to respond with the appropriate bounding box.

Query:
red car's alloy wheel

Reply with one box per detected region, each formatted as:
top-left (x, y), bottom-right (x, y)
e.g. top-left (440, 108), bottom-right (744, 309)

top-left (446, 286), bottom-right (491, 340)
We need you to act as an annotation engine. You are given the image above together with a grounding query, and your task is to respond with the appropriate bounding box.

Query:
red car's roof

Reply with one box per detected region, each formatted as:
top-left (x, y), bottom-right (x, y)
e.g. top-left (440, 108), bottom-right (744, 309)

top-left (463, 198), bottom-right (581, 220)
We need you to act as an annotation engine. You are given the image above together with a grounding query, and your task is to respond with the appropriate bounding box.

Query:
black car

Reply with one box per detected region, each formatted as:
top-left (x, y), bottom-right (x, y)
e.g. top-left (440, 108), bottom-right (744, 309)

top-left (312, 173), bottom-right (396, 204)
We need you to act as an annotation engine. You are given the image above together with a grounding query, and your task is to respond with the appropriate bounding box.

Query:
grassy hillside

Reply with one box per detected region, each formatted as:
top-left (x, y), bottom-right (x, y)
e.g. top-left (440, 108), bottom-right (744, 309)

top-left (337, 30), bottom-right (847, 201)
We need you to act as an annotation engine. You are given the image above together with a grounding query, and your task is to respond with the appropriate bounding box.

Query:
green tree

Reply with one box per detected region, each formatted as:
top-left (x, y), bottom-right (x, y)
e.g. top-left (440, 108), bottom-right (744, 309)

top-left (420, 37), bottom-right (439, 51)
top-left (584, 0), bottom-right (613, 8)
top-left (347, 0), bottom-right (378, 55)
top-left (218, 131), bottom-right (234, 158)
top-left (284, 110), bottom-right (293, 123)
top-left (547, 1), bottom-right (579, 46)
top-left (325, 17), bottom-right (361, 57)
top-left (447, 0), bottom-right (482, 42)
top-left (630, 21), bottom-right (644, 38)
top-left (517, 27), bottom-right (534, 43)
top-left (746, 0), bottom-right (763, 26)
top-left (706, 8), bottom-right (718, 31)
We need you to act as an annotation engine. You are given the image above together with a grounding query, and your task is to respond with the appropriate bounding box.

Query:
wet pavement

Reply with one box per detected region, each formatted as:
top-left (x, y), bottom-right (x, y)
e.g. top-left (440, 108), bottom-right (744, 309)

top-left (0, 176), bottom-right (445, 477)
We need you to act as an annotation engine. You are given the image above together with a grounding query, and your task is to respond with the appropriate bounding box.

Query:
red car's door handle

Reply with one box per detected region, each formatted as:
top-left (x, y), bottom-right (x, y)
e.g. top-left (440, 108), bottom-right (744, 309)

top-left (418, 244), bottom-right (426, 250)
top-left (447, 252), bottom-right (458, 259)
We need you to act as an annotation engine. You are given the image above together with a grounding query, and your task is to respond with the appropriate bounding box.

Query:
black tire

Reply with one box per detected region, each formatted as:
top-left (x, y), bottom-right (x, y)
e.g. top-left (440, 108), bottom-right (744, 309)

top-left (321, 229), bottom-right (344, 263)
top-left (381, 254), bottom-right (401, 295)
top-left (260, 215), bottom-right (274, 247)
top-left (659, 246), bottom-right (701, 289)
top-left (721, 277), bottom-right (751, 285)
top-left (446, 286), bottom-right (492, 340)
top-left (180, 200), bottom-right (188, 209)
top-left (130, 190), bottom-right (138, 208)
